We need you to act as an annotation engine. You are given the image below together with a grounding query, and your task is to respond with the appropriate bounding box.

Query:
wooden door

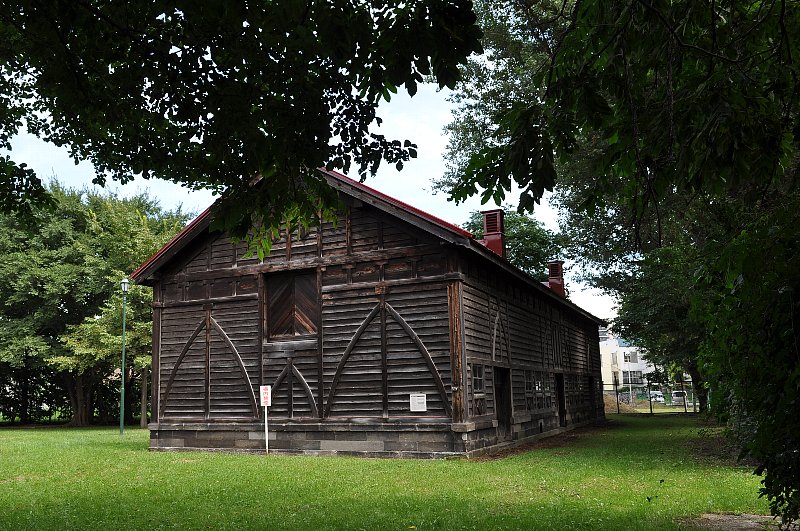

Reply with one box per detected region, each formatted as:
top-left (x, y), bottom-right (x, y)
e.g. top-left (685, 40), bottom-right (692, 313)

top-left (494, 367), bottom-right (512, 439)
top-left (555, 373), bottom-right (567, 427)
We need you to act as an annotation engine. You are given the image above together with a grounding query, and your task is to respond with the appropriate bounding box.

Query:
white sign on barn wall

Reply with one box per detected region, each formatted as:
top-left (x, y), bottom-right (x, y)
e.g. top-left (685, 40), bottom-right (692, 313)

top-left (409, 393), bottom-right (427, 412)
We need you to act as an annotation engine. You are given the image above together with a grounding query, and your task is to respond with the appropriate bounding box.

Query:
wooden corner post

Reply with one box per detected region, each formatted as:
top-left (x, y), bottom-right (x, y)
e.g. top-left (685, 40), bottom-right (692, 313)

top-left (447, 277), bottom-right (465, 424)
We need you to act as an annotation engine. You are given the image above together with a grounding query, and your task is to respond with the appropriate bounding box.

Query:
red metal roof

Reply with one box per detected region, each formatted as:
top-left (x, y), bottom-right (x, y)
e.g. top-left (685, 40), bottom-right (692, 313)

top-left (130, 168), bottom-right (603, 324)
top-left (130, 202), bottom-right (214, 282)
top-left (320, 168), bottom-right (474, 239)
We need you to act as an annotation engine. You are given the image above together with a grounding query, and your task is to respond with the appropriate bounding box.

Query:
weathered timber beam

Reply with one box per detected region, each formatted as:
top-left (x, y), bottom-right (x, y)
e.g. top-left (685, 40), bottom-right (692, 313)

top-left (263, 339), bottom-right (318, 352)
top-left (153, 293), bottom-right (258, 309)
top-left (447, 281), bottom-right (465, 424)
top-left (320, 273), bottom-right (464, 294)
top-left (168, 244), bottom-right (446, 283)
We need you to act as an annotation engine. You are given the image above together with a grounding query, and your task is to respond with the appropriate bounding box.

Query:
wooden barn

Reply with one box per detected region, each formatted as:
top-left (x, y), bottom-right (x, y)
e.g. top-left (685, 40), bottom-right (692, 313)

top-left (132, 169), bottom-right (604, 456)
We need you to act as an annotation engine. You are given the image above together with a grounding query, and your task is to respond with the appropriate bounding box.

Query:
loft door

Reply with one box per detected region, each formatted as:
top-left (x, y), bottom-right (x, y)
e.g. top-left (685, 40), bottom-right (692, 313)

top-left (268, 272), bottom-right (318, 339)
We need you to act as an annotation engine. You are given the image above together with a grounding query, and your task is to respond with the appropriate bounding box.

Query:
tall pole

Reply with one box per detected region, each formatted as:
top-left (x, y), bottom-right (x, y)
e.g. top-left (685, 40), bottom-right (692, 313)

top-left (680, 374), bottom-right (688, 414)
top-left (627, 354), bottom-right (633, 405)
top-left (120, 278), bottom-right (129, 436)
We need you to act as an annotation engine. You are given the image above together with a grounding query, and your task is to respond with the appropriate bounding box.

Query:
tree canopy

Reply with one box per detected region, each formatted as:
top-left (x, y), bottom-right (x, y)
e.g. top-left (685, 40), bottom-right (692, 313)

top-left (0, 0), bottom-right (483, 243)
top-left (443, 0), bottom-right (798, 216)
top-left (0, 184), bottom-right (188, 425)
top-left (439, 0), bottom-right (800, 523)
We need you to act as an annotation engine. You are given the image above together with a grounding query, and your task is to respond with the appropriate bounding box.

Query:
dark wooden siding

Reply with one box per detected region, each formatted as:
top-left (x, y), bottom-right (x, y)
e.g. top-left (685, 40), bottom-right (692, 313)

top-left (460, 256), bottom-right (602, 423)
top-left (320, 281), bottom-right (451, 418)
top-left (159, 305), bottom-right (206, 418)
top-left (263, 342), bottom-right (320, 418)
top-left (157, 295), bottom-right (260, 420)
top-left (210, 300), bottom-right (260, 416)
top-left (154, 199), bottom-right (453, 422)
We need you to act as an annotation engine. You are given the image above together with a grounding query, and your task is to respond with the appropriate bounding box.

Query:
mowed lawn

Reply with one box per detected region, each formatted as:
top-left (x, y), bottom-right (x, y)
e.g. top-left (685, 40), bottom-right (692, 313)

top-left (0, 415), bottom-right (768, 530)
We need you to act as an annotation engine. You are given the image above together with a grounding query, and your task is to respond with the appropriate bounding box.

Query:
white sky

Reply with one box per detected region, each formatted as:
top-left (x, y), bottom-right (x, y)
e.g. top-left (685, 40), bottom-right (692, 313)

top-left (6, 84), bottom-right (616, 320)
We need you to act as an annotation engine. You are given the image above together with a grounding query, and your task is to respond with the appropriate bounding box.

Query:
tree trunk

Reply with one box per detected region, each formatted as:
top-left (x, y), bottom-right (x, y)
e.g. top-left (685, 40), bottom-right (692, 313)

top-left (19, 363), bottom-right (30, 424)
top-left (140, 366), bottom-right (148, 428)
top-left (65, 372), bottom-right (92, 426)
top-left (685, 362), bottom-right (708, 413)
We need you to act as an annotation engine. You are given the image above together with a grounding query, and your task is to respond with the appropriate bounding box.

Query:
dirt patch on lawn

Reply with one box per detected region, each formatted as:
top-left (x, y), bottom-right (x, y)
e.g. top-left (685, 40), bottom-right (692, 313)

top-left (603, 393), bottom-right (637, 414)
top-left (688, 423), bottom-right (761, 468)
top-left (0, 475), bottom-right (33, 484)
top-left (677, 512), bottom-right (779, 530)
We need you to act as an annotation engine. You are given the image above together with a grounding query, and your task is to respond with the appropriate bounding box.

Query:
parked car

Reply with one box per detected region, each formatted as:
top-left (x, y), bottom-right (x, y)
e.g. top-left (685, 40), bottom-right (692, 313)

top-left (671, 390), bottom-right (687, 406)
top-left (650, 391), bottom-right (665, 403)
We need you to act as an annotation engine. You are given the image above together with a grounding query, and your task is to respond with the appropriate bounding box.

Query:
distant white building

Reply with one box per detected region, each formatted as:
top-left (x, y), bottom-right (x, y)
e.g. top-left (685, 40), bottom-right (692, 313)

top-left (598, 327), bottom-right (655, 391)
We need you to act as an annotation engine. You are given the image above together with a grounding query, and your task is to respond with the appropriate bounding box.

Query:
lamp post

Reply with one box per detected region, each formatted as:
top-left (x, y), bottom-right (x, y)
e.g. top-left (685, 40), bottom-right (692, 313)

top-left (626, 352), bottom-right (633, 405)
top-left (120, 278), bottom-right (129, 436)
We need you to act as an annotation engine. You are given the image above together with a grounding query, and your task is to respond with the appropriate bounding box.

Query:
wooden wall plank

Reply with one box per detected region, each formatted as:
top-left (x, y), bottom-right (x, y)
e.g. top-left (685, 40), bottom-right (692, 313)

top-left (158, 295), bottom-right (260, 421)
top-left (320, 280), bottom-right (451, 418)
top-left (460, 250), bottom-right (602, 423)
top-left (150, 194), bottom-right (601, 431)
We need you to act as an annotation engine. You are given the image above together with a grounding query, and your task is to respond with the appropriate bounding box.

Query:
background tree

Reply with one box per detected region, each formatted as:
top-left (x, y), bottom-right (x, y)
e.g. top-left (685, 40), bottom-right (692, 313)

top-left (60, 284), bottom-right (153, 427)
top-left (462, 207), bottom-right (561, 281)
top-left (0, 184), bottom-right (187, 425)
top-left (436, 1), bottom-right (551, 207)
top-left (438, 0), bottom-right (800, 523)
top-left (0, 1), bottom-right (483, 247)
top-left (445, 0), bottom-right (799, 215)
top-left (612, 247), bottom-right (708, 412)
top-left (692, 189), bottom-right (800, 522)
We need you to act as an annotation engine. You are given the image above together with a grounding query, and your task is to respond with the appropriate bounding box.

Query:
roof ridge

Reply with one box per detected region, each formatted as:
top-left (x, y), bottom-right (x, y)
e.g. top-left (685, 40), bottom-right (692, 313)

top-left (320, 168), bottom-right (474, 239)
top-left (130, 204), bottom-right (214, 281)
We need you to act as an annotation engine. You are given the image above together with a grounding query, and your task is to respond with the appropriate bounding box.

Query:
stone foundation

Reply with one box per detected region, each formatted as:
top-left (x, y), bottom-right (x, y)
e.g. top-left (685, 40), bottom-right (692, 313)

top-left (150, 419), bottom-right (464, 458)
top-left (150, 412), bottom-right (604, 458)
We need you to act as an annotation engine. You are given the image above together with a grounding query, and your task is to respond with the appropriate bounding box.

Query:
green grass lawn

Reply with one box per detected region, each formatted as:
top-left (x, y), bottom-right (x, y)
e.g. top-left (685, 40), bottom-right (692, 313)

top-left (0, 415), bottom-right (768, 530)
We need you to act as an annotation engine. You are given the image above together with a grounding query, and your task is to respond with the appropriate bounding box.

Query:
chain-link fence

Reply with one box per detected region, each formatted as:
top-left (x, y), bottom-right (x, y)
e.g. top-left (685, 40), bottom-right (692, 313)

top-left (603, 382), bottom-right (699, 414)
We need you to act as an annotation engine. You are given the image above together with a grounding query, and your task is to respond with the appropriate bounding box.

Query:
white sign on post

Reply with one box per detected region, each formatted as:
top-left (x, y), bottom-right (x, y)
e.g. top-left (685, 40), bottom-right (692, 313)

top-left (260, 385), bottom-right (272, 454)
top-left (260, 385), bottom-right (272, 407)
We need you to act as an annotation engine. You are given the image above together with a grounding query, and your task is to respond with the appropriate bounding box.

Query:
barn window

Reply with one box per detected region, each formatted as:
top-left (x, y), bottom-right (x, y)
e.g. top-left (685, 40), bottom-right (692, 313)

top-left (544, 373), bottom-right (553, 408)
top-left (472, 364), bottom-right (484, 393)
top-left (267, 271), bottom-right (318, 339)
top-left (525, 370), bottom-right (535, 410)
top-left (470, 364), bottom-right (487, 416)
top-left (524, 370), bottom-right (534, 393)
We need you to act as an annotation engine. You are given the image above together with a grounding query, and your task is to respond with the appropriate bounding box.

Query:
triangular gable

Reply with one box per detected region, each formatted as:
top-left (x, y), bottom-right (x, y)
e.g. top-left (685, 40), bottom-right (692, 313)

top-left (131, 168), bottom-right (473, 285)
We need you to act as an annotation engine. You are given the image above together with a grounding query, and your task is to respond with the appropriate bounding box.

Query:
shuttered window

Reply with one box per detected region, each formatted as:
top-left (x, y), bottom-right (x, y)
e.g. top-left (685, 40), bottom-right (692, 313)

top-left (267, 272), bottom-right (318, 339)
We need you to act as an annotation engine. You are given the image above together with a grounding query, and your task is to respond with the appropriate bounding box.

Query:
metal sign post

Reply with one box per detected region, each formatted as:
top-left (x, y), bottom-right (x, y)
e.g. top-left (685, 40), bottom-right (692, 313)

top-left (260, 385), bottom-right (271, 454)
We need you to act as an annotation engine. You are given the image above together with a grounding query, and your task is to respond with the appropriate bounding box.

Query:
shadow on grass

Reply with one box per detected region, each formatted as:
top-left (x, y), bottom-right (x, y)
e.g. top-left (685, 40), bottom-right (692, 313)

top-left (496, 414), bottom-right (750, 476)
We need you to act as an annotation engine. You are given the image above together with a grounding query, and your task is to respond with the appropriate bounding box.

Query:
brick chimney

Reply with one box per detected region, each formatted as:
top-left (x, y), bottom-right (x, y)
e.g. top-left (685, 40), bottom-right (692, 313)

top-left (547, 260), bottom-right (566, 297)
top-left (479, 209), bottom-right (505, 258)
